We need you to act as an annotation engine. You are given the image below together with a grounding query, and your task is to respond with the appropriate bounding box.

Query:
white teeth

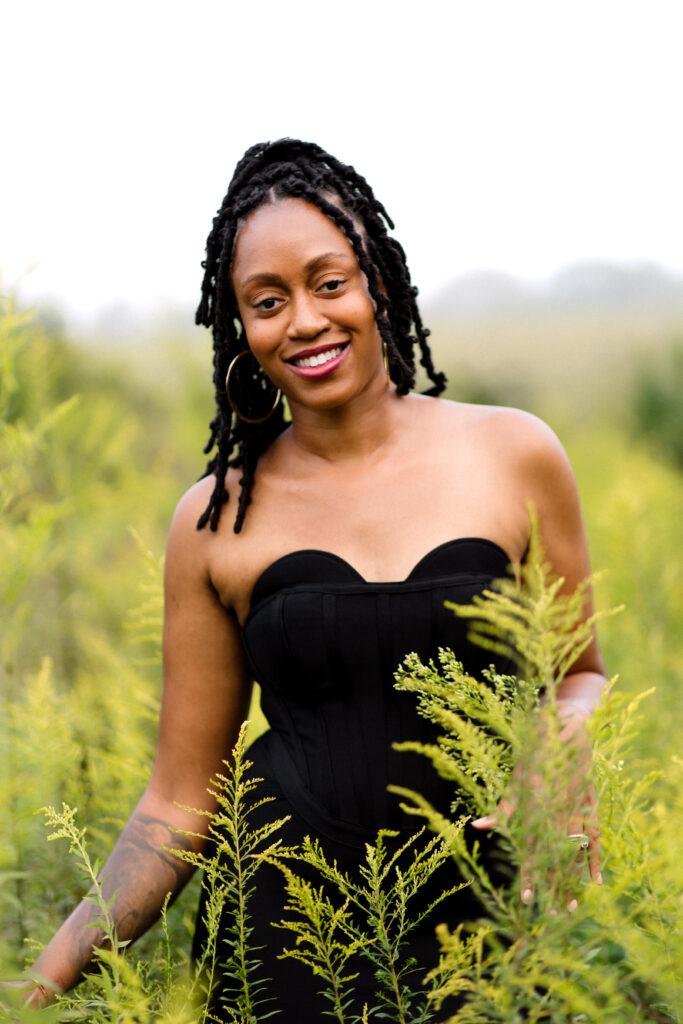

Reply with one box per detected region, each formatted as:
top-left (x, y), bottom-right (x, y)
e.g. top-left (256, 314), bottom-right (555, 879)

top-left (293, 345), bottom-right (343, 368)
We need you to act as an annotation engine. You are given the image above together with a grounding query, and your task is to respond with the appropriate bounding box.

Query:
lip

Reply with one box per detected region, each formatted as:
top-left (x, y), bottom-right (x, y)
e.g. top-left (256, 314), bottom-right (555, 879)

top-left (285, 341), bottom-right (350, 379)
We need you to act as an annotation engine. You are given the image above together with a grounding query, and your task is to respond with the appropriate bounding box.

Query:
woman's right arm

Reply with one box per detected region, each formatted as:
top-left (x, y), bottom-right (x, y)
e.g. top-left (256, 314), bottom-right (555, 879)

top-left (19, 484), bottom-right (251, 1003)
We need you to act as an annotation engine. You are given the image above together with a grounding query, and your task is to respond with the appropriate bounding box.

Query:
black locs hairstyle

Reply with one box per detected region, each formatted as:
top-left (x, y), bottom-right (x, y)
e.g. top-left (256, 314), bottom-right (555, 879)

top-left (195, 138), bottom-right (447, 533)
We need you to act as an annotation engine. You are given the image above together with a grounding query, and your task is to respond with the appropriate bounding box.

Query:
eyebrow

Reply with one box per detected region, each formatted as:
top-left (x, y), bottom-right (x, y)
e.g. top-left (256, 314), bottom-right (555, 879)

top-left (239, 251), bottom-right (353, 289)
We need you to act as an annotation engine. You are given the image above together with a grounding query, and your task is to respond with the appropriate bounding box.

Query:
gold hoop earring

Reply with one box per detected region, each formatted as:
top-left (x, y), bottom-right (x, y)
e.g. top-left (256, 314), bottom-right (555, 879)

top-left (382, 340), bottom-right (391, 384)
top-left (225, 350), bottom-right (282, 424)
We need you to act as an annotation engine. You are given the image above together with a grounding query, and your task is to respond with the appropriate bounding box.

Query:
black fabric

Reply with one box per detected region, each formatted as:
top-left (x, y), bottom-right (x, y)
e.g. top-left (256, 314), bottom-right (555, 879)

top-left (193, 538), bottom-right (516, 1020)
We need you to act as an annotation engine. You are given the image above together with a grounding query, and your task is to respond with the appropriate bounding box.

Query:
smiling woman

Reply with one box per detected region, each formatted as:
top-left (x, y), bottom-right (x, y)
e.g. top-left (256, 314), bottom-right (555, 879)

top-left (193, 139), bottom-right (447, 536)
top-left (17, 139), bottom-right (608, 1021)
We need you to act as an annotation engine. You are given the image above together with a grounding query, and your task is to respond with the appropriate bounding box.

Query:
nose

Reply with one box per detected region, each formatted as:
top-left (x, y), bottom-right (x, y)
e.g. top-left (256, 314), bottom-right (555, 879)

top-left (286, 290), bottom-right (330, 340)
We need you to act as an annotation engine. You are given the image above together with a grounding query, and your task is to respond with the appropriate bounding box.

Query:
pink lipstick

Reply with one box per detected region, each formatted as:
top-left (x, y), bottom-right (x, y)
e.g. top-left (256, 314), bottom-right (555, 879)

top-left (285, 341), bottom-right (350, 379)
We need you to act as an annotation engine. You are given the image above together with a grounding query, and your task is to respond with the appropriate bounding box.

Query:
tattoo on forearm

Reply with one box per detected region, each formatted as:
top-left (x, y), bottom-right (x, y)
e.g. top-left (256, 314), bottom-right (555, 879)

top-left (67, 812), bottom-right (197, 968)
top-left (122, 812), bottom-right (195, 890)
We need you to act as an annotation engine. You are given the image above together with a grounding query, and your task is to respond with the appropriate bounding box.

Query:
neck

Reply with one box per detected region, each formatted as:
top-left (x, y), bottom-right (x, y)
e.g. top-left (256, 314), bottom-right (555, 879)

top-left (285, 378), bottom-right (402, 464)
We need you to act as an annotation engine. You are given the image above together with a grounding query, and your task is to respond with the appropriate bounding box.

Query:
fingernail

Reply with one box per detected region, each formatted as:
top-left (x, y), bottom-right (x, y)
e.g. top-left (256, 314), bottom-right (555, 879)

top-left (472, 817), bottom-right (491, 828)
top-left (522, 888), bottom-right (533, 904)
top-left (596, 872), bottom-right (603, 885)
top-left (568, 899), bottom-right (578, 913)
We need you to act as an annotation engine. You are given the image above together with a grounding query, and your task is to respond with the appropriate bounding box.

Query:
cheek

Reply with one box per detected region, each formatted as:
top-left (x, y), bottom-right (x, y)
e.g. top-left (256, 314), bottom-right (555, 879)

top-left (340, 290), bottom-right (379, 333)
top-left (238, 320), bottom-right (277, 373)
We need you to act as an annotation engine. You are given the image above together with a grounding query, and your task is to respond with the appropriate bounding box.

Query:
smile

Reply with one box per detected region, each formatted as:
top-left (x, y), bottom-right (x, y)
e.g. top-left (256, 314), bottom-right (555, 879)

top-left (285, 341), bottom-right (351, 379)
top-left (291, 345), bottom-right (345, 368)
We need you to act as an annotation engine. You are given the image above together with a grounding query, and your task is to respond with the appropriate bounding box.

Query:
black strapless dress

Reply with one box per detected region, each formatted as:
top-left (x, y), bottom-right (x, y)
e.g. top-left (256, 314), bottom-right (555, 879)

top-left (193, 539), bottom-right (515, 1021)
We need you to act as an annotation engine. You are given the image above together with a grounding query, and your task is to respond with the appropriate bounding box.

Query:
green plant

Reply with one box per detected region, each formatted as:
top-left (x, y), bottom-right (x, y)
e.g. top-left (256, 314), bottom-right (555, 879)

top-left (386, 516), bottom-right (681, 1022)
top-left (172, 723), bottom-right (292, 1024)
top-left (3, 538), bottom-right (682, 1022)
top-left (266, 827), bottom-right (466, 1023)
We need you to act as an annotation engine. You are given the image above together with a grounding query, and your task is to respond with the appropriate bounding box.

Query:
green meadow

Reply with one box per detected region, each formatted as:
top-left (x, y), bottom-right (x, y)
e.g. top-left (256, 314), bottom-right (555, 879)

top-left (1, 291), bottom-right (681, 1021)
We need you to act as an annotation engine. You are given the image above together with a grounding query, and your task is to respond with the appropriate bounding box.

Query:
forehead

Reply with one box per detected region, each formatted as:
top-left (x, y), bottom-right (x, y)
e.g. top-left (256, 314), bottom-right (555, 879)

top-left (232, 198), bottom-right (356, 281)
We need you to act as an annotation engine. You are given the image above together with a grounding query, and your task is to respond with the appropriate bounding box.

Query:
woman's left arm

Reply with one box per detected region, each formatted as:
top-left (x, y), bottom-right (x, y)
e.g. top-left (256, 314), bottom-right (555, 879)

top-left (474, 412), bottom-right (608, 900)
top-left (523, 413), bottom-right (608, 702)
top-left (522, 417), bottom-right (607, 893)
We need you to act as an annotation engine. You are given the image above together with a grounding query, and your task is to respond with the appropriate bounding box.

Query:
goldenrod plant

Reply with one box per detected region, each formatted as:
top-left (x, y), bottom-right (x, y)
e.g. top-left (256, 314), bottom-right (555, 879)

top-left (172, 723), bottom-right (293, 1024)
top-left (266, 827), bottom-right (466, 1023)
top-left (387, 518), bottom-right (681, 1021)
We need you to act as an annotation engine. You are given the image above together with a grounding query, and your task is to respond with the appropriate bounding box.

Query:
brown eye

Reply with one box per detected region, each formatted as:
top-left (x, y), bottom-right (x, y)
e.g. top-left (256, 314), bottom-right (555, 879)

top-left (320, 279), bottom-right (345, 293)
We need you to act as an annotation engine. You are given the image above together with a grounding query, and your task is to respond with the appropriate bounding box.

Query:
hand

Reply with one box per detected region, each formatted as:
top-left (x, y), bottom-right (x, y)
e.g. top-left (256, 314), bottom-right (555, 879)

top-left (0, 977), bottom-right (58, 1009)
top-left (472, 703), bottom-right (601, 911)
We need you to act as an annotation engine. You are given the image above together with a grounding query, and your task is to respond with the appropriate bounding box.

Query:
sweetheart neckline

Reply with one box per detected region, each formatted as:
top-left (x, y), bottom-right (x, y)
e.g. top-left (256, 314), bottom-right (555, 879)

top-left (247, 536), bottom-right (512, 615)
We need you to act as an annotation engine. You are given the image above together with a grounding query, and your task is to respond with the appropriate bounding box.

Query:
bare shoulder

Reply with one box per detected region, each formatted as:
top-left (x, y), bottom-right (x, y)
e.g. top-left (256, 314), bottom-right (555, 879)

top-left (163, 480), bottom-right (215, 613)
top-left (428, 398), bottom-right (572, 474)
top-left (165, 469), bottom-right (251, 614)
top-left (420, 398), bottom-right (583, 553)
top-left (167, 476), bottom-right (215, 556)
top-left (166, 472), bottom-right (237, 582)
top-left (429, 396), bottom-right (554, 439)
top-left (169, 475), bottom-right (217, 532)
top-left (462, 404), bottom-right (586, 566)
top-left (168, 464), bottom-right (248, 539)
top-left (429, 402), bottom-right (602, 674)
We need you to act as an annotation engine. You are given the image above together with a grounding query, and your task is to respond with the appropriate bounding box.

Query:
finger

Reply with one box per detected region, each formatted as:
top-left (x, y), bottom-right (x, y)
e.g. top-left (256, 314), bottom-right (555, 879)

top-left (565, 816), bottom-right (598, 908)
top-left (0, 981), bottom-right (43, 1010)
top-left (587, 826), bottom-right (602, 884)
top-left (471, 814), bottom-right (497, 830)
top-left (568, 787), bottom-right (601, 885)
top-left (521, 868), bottom-right (534, 906)
top-left (564, 830), bottom-right (583, 913)
top-left (520, 828), bottom-right (535, 905)
top-left (565, 844), bottom-right (585, 912)
top-left (499, 798), bottom-right (515, 820)
top-left (0, 981), bottom-right (33, 996)
top-left (567, 820), bottom-right (589, 873)
top-left (585, 785), bottom-right (602, 884)
top-left (472, 797), bottom-right (514, 830)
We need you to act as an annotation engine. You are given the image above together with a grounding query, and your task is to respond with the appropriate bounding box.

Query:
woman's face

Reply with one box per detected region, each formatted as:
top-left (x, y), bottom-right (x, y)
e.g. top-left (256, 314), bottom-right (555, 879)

top-left (231, 198), bottom-right (385, 412)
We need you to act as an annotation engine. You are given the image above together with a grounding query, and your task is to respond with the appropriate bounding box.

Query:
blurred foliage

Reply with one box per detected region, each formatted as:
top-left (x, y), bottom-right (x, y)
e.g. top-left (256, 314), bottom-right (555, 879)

top-left (631, 341), bottom-right (683, 469)
top-left (566, 426), bottom-right (683, 771)
top-left (0, 292), bottom-right (267, 988)
top-left (0, 293), bottom-right (194, 972)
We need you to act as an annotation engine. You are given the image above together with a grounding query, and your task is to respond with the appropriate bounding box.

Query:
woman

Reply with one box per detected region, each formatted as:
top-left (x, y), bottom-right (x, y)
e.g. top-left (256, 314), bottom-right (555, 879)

top-left (15, 139), bottom-right (605, 1017)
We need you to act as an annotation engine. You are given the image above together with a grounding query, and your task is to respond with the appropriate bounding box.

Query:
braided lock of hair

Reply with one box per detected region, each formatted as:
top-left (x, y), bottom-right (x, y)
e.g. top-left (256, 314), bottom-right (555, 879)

top-left (196, 139), bottom-right (447, 533)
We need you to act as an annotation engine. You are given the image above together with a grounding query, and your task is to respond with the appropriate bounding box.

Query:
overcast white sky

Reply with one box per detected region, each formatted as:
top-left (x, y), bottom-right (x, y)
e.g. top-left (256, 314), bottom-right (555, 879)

top-left (2, 0), bottom-right (683, 324)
